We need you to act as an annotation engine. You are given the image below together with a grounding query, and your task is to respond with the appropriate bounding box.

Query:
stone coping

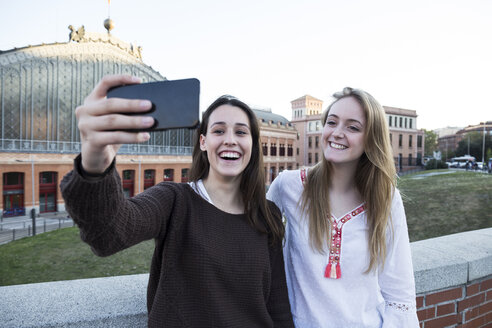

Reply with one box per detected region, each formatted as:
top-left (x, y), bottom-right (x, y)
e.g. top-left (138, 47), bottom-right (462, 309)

top-left (1, 228), bottom-right (490, 327)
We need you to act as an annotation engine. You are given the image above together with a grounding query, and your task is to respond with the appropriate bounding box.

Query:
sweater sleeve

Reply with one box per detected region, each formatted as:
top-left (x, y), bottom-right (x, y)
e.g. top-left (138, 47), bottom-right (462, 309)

top-left (60, 154), bottom-right (175, 257)
top-left (379, 189), bottom-right (419, 327)
top-left (266, 203), bottom-right (295, 328)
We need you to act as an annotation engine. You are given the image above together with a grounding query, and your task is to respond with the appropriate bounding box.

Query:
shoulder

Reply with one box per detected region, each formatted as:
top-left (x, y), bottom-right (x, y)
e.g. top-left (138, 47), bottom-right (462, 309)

top-left (273, 169), bottom-right (303, 186)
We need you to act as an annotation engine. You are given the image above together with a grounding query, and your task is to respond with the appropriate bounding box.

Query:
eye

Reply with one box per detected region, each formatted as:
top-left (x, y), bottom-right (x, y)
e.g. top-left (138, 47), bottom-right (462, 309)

top-left (348, 126), bottom-right (360, 132)
top-left (326, 120), bottom-right (336, 126)
top-left (236, 129), bottom-right (250, 135)
top-left (211, 129), bottom-right (224, 134)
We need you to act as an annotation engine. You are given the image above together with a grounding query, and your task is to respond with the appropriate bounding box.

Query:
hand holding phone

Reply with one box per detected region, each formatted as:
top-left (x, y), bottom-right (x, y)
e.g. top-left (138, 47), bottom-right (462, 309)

top-left (107, 78), bottom-right (200, 131)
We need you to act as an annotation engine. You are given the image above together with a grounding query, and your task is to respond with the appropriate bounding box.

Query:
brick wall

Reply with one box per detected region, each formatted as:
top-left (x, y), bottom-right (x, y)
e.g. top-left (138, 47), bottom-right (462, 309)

top-left (417, 276), bottom-right (492, 328)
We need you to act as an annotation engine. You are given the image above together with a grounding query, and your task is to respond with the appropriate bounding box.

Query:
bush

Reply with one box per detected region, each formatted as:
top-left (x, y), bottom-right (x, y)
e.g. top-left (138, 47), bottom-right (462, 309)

top-left (425, 159), bottom-right (448, 170)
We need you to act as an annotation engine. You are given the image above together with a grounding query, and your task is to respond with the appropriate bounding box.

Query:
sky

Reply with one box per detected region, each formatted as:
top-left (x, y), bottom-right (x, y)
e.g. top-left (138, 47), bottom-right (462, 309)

top-left (0, 0), bottom-right (490, 130)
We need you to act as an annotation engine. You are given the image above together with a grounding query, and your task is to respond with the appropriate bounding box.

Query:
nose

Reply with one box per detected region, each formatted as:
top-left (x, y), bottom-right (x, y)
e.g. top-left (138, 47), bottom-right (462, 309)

top-left (332, 125), bottom-right (344, 138)
top-left (223, 129), bottom-right (237, 145)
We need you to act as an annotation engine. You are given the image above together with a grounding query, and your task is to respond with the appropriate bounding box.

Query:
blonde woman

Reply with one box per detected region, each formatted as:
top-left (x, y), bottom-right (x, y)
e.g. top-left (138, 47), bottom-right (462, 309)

top-left (267, 87), bottom-right (419, 327)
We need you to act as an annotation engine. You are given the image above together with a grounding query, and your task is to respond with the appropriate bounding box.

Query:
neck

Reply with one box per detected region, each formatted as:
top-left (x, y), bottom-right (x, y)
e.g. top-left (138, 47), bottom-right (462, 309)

top-left (328, 161), bottom-right (358, 194)
top-left (202, 172), bottom-right (244, 214)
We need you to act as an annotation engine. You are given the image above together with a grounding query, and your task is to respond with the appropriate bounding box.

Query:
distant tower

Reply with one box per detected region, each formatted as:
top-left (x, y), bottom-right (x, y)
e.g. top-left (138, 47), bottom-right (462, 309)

top-left (290, 95), bottom-right (323, 121)
top-left (104, 0), bottom-right (114, 34)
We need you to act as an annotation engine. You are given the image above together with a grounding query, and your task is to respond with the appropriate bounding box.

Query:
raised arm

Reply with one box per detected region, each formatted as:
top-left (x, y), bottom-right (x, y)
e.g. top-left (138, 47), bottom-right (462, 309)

top-left (76, 75), bottom-right (154, 174)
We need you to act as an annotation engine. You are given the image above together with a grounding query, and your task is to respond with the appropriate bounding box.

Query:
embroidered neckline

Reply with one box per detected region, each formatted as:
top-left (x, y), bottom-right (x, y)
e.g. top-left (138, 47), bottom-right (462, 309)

top-left (325, 203), bottom-right (365, 279)
top-left (298, 168), bottom-right (367, 279)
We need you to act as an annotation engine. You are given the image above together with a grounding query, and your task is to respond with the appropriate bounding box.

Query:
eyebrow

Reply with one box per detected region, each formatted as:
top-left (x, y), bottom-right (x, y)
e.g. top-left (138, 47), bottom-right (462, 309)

top-left (327, 114), bottom-right (363, 125)
top-left (210, 121), bottom-right (251, 129)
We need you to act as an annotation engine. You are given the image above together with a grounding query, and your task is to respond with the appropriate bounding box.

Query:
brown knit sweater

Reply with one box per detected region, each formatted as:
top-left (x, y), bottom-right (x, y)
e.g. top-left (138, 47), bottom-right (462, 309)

top-left (60, 156), bottom-right (294, 328)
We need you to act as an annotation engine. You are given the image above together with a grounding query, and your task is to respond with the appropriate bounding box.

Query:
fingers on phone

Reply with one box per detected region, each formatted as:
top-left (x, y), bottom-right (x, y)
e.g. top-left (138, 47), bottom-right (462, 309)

top-left (89, 131), bottom-right (150, 146)
top-left (79, 114), bottom-right (154, 133)
top-left (90, 75), bottom-right (141, 100)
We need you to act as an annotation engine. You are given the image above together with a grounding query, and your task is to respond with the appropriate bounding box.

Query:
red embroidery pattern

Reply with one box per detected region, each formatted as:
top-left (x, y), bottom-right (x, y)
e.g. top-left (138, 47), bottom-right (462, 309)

top-left (325, 204), bottom-right (365, 279)
top-left (298, 169), bottom-right (365, 280)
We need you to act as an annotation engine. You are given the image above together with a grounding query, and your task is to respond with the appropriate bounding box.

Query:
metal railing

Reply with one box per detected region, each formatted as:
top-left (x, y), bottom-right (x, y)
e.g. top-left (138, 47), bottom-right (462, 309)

top-left (0, 218), bottom-right (75, 245)
top-left (0, 139), bottom-right (192, 155)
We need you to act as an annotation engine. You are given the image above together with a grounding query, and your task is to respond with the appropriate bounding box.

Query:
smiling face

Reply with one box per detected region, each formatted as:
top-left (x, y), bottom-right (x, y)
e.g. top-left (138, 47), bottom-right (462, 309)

top-left (321, 96), bottom-right (366, 166)
top-left (199, 104), bottom-right (253, 182)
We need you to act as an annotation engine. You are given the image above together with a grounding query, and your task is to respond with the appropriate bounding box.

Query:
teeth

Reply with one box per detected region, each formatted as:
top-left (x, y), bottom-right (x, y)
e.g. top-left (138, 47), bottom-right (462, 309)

top-left (330, 142), bottom-right (347, 150)
top-left (220, 151), bottom-right (240, 159)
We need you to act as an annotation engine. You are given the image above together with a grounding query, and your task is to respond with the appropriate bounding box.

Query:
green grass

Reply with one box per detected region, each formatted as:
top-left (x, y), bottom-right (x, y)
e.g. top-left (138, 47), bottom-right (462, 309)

top-left (398, 170), bottom-right (492, 242)
top-left (0, 227), bottom-right (154, 286)
top-left (1, 169), bottom-right (490, 286)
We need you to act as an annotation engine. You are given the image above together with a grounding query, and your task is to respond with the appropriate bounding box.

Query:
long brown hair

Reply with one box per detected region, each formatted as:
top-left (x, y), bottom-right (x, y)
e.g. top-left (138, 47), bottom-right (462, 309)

top-left (189, 95), bottom-right (284, 245)
top-left (301, 87), bottom-right (396, 272)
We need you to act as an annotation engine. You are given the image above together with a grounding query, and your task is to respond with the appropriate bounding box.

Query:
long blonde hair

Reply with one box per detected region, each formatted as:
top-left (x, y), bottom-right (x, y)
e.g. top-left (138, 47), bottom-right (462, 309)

top-left (301, 87), bottom-right (396, 272)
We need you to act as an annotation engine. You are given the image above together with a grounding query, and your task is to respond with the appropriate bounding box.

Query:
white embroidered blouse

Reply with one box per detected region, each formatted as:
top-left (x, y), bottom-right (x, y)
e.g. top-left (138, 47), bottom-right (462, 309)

top-left (266, 169), bottom-right (419, 328)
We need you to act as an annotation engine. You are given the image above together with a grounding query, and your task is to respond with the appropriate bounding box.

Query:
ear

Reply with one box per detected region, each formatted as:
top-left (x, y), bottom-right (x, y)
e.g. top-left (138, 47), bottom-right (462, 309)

top-left (199, 134), bottom-right (207, 151)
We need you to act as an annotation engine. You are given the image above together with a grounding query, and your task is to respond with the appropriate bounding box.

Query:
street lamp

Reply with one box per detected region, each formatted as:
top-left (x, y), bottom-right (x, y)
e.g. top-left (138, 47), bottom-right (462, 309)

top-left (130, 158), bottom-right (142, 194)
top-left (482, 122), bottom-right (486, 164)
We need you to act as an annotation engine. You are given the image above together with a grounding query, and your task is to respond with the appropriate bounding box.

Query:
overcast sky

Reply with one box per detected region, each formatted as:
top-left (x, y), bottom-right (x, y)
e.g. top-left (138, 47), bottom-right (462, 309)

top-left (1, 0), bottom-right (490, 130)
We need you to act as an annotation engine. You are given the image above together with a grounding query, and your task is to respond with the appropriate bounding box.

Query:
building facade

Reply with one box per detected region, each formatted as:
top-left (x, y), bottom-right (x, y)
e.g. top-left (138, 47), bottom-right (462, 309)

top-left (290, 95), bottom-right (324, 168)
top-left (253, 108), bottom-right (297, 185)
top-left (290, 96), bottom-right (425, 171)
top-left (384, 106), bottom-right (425, 169)
top-left (0, 26), bottom-right (193, 218)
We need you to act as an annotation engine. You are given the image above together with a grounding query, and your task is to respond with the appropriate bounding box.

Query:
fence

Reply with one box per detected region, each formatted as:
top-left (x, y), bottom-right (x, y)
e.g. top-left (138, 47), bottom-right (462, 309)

top-left (0, 218), bottom-right (74, 245)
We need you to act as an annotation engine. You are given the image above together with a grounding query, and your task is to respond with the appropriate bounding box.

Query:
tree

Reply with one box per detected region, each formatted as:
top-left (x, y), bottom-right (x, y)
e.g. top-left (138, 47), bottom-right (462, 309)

top-left (424, 130), bottom-right (438, 156)
top-left (456, 131), bottom-right (492, 161)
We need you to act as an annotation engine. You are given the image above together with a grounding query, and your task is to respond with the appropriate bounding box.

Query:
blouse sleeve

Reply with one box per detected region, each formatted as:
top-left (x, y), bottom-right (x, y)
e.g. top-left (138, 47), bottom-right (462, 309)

top-left (379, 188), bottom-right (419, 327)
top-left (60, 154), bottom-right (175, 257)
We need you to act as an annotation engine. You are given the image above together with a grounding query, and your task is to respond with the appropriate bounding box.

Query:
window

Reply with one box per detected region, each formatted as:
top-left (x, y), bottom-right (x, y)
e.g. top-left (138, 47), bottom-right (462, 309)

top-left (4, 172), bottom-right (23, 185)
top-left (144, 169), bottom-right (155, 190)
top-left (389, 116), bottom-right (392, 127)
top-left (262, 143), bottom-right (268, 156)
top-left (39, 172), bottom-right (57, 213)
top-left (315, 152), bottom-right (319, 163)
top-left (315, 136), bottom-right (319, 148)
top-left (279, 144), bottom-right (285, 156)
top-left (409, 119), bottom-right (413, 129)
top-left (409, 135), bottom-right (413, 148)
top-left (296, 148), bottom-right (299, 156)
top-left (408, 154), bottom-right (413, 166)
top-left (287, 145), bottom-right (293, 156)
top-left (308, 153), bottom-right (312, 164)
top-left (405, 118), bottom-right (408, 128)
top-left (398, 134), bottom-right (403, 147)
top-left (270, 167), bottom-right (276, 182)
top-left (3, 172), bottom-right (25, 217)
top-left (270, 144), bottom-right (277, 156)
top-left (164, 169), bottom-right (174, 181)
top-left (181, 168), bottom-right (189, 183)
top-left (399, 117), bottom-right (403, 128)
top-left (417, 135), bottom-right (422, 148)
top-left (308, 136), bottom-right (312, 148)
top-left (122, 170), bottom-right (135, 197)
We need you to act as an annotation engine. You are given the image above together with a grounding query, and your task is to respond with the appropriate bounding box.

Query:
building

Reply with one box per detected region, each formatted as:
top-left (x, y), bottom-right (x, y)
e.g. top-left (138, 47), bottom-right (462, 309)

top-left (0, 24), bottom-right (193, 218)
top-left (253, 107), bottom-right (297, 185)
top-left (290, 95), bottom-right (324, 167)
top-left (437, 121), bottom-right (492, 161)
top-left (384, 106), bottom-right (425, 169)
top-left (290, 96), bottom-right (425, 171)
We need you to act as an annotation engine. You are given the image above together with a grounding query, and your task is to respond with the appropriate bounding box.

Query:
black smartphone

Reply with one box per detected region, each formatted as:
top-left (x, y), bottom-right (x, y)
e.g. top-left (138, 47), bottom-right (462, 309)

top-left (107, 78), bottom-right (200, 131)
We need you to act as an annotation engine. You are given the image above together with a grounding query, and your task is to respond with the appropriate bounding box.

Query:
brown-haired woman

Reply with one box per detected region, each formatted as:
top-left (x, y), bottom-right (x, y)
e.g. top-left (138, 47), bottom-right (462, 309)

top-left (267, 87), bottom-right (419, 327)
top-left (61, 75), bottom-right (294, 328)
